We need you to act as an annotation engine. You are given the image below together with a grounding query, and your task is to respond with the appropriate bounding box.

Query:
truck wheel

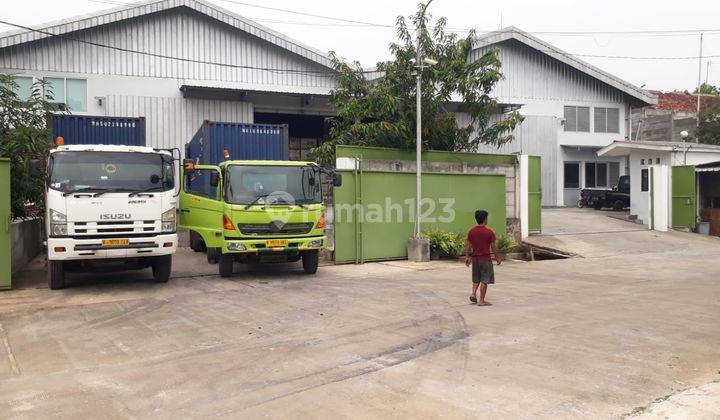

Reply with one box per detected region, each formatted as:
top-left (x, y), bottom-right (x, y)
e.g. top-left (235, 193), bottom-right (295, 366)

top-left (302, 250), bottom-right (319, 274)
top-left (219, 253), bottom-right (234, 277)
top-left (207, 247), bottom-right (220, 264)
top-left (48, 260), bottom-right (65, 290)
top-left (190, 231), bottom-right (206, 252)
top-left (612, 200), bottom-right (625, 212)
top-left (593, 200), bottom-right (603, 210)
top-left (152, 255), bottom-right (172, 283)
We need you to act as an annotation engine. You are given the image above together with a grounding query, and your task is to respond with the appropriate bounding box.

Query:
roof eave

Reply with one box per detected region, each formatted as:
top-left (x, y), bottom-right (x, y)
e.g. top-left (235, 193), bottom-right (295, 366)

top-left (474, 27), bottom-right (658, 106)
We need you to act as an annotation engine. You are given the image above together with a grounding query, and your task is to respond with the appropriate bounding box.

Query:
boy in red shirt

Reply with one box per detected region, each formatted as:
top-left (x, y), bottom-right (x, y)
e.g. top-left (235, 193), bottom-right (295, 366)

top-left (465, 210), bottom-right (501, 306)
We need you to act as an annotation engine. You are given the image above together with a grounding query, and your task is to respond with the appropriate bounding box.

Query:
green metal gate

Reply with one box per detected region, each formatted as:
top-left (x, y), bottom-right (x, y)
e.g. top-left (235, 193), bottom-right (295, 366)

top-left (0, 158), bottom-right (10, 290)
top-left (671, 165), bottom-right (696, 230)
top-left (528, 156), bottom-right (542, 233)
top-left (334, 168), bottom-right (507, 263)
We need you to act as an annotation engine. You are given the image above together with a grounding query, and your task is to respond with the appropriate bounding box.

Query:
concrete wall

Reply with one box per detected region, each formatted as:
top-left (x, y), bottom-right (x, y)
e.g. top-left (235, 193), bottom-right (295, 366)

top-left (629, 149), bottom-right (672, 224)
top-left (11, 219), bottom-right (43, 274)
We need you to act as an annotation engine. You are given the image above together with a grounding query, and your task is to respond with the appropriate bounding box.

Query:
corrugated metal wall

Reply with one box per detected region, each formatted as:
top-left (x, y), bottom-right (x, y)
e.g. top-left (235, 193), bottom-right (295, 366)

top-left (472, 40), bottom-right (624, 104)
top-left (464, 114), bottom-right (559, 207)
top-left (0, 6), bottom-right (334, 89)
top-left (106, 95), bottom-right (252, 151)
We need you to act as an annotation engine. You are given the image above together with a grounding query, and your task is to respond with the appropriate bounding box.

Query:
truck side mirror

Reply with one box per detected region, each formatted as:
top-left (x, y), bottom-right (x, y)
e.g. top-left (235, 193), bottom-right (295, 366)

top-left (333, 173), bottom-right (343, 187)
top-left (210, 172), bottom-right (220, 187)
top-left (28, 159), bottom-right (42, 177)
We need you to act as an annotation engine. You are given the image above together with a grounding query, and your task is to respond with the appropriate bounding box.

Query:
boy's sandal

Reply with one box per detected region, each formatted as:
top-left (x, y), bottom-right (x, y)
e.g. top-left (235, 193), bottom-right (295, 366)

top-left (469, 296), bottom-right (477, 303)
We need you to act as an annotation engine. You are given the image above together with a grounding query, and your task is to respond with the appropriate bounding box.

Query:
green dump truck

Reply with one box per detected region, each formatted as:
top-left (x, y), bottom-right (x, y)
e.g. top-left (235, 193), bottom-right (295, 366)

top-left (180, 160), bottom-right (340, 277)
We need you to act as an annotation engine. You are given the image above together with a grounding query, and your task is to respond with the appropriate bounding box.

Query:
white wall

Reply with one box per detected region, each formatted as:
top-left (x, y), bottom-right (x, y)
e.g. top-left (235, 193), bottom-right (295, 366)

top-left (629, 150), bottom-right (672, 224)
top-left (649, 164), bottom-right (670, 231)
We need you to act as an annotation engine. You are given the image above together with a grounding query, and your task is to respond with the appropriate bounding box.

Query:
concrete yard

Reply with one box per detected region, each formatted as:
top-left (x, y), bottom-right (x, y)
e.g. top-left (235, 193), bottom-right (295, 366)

top-left (1, 208), bottom-right (719, 418)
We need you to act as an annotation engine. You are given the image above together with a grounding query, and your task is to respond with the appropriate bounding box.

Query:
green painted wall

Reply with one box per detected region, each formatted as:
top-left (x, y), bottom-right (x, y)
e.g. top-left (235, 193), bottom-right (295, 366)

top-left (0, 158), bottom-right (10, 290)
top-left (334, 170), bottom-right (506, 263)
top-left (336, 145), bottom-right (516, 165)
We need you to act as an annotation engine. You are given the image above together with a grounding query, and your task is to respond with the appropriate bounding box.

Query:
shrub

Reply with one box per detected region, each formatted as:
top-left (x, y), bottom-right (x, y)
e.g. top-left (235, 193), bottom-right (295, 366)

top-left (496, 234), bottom-right (516, 252)
top-left (423, 228), bottom-right (465, 258)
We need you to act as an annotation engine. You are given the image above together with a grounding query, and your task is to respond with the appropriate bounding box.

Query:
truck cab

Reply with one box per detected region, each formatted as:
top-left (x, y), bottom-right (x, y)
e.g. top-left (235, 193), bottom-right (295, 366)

top-left (39, 144), bottom-right (178, 289)
top-left (180, 160), bottom-right (338, 277)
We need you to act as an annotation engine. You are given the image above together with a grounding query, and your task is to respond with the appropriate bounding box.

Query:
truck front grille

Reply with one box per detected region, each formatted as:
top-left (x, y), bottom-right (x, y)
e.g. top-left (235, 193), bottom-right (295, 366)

top-left (238, 222), bottom-right (314, 236)
top-left (71, 220), bottom-right (158, 236)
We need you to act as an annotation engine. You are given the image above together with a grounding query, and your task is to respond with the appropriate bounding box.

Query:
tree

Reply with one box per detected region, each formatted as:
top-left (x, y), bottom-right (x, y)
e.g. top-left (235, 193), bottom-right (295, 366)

top-left (313, 3), bottom-right (523, 164)
top-left (694, 83), bottom-right (720, 95)
top-left (697, 107), bottom-right (720, 145)
top-left (0, 74), bottom-right (59, 219)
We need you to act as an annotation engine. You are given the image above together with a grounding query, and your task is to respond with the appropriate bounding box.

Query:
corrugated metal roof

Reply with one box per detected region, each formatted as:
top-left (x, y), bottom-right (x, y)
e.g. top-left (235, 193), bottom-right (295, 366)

top-left (473, 27), bottom-right (657, 106)
top-left (0, 0), bottom-right (334, 70)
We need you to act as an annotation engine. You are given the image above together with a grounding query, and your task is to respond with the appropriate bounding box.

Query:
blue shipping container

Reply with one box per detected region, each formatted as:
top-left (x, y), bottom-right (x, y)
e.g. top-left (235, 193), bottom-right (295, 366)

top-left (186, 121), bottom-right (289, 164)
top-left (51, 115), bottom-right (146, 146)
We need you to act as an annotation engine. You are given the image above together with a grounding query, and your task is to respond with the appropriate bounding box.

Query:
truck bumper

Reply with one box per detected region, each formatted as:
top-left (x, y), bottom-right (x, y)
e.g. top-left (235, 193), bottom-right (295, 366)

top-left (221, 235), bottom-right (326, 254)
top-left (47, 234), bottom-right (178, 261)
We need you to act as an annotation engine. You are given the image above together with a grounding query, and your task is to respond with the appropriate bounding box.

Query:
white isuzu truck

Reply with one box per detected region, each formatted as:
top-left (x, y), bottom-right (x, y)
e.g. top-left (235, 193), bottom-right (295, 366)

top-left (31, 144), bottom-right (178, 289)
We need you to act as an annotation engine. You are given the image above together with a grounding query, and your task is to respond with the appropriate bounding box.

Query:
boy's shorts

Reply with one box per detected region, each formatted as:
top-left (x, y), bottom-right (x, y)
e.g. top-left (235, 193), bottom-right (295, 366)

top-left (472, 259), bottom-right (495, 284)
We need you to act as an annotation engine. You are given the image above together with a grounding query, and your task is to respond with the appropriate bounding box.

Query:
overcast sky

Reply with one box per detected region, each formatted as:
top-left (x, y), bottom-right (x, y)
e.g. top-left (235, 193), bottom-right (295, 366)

top-left (2, 0), bottom-right (720, 91)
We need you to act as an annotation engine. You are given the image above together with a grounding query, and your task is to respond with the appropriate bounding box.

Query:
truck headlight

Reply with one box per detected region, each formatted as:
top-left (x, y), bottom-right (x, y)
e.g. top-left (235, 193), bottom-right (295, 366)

top-left (50, 209), bottom-right (67, 236)
top-left (227, 242), bottom-right (246, 251)
top-left (161, 208), bottom-right (176, 233)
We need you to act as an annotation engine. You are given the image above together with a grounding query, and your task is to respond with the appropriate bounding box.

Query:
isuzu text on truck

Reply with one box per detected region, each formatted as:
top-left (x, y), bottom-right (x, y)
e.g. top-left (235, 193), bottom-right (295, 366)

top-left (31, 143), bottom-right (178, 289)
top-left (180, 159), bottom-right (340, 277)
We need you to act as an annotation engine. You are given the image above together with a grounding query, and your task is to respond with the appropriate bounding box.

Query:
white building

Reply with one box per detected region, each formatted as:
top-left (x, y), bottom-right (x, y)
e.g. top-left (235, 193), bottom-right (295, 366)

top-left (598, 140), bottom-right (720, 232)
top-left (469, 28), bottom-right (657, 207)
top-left (0, 0), bottom-right (337, 155)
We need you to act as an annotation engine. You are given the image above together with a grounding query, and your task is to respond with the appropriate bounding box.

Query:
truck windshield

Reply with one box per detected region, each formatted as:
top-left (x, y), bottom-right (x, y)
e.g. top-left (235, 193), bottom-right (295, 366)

top-left (224, 165), bottom-right (321, 205)
top-left (49, 151), bottom-right (174, 194)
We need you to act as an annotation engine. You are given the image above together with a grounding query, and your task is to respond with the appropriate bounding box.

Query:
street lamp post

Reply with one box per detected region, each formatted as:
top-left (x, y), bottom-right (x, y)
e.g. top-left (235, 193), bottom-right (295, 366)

top-left (406, 0), bottom-right (435, 262)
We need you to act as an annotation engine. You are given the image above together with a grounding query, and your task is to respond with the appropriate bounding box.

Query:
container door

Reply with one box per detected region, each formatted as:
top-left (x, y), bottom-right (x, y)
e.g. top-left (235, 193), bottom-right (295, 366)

top-left (0, 159), bottom-right (10, 290)
top-left (179, 165), bottom-right (224, 248)
top-left (528, 156), bottom-right (542, 233)
top-left (671, 165), bottom-right (696, 230)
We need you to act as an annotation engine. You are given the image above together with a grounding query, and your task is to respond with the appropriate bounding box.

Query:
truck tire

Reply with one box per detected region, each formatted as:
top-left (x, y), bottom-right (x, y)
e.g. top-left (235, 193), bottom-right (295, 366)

top-left (612, 199), bottom-right (625, 212)
top-left (219, 253), bottom-right (234, 277)
top-left (48, 260), bottom-right (65, 290)
top-left (301, 250), bottom-right (319, 274)
top-left (207, 247), bottom-right (220, 264)
top-left (593, 200), bottom-right (603, 210)
top-left (152, 255), bottom-right (172, 283)
top-left (190, 231), bottom-right (206, 252)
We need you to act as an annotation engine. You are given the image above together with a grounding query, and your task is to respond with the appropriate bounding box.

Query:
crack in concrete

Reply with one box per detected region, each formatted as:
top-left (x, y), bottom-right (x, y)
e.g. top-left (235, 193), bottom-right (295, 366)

top-left (0, 321), bottom-right (21, 376)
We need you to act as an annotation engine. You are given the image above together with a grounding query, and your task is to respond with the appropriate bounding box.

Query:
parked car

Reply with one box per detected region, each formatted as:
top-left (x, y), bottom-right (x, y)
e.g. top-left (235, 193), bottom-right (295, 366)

top-left (582, 175), bottom-right (630, 211)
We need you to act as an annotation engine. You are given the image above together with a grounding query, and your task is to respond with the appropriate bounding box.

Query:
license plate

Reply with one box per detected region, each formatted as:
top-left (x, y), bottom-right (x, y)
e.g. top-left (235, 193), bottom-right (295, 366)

top-left (265, 239), bottom-right (288, 248)
top-left (102, 239), bottom-right (130, 247)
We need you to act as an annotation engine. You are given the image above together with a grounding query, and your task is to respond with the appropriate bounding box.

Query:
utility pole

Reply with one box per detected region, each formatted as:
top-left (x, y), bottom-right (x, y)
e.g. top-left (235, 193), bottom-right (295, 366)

top-left (414, 0), bottom-right (433, 239)
top-left (696, 33), bottom-right (703, 143)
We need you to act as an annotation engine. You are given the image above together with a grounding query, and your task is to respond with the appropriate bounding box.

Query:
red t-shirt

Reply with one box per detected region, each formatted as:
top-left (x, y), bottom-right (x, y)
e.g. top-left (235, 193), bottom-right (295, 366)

top-left (467, 225), bottom-right (496, 260)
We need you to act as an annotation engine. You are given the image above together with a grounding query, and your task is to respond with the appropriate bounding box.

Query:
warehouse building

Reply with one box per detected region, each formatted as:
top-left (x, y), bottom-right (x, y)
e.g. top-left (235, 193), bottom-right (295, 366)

top-left (0, 0), bottom-right (337, 154)
top-left (469, 28), bottom-right (658, 207)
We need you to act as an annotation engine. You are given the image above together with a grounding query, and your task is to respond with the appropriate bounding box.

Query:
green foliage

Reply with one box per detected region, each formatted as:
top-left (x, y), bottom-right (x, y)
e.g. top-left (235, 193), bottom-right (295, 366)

top-left (423, 228), bottom-right (465, 257)
top-left (697, 103), bottom-right (720, 145)
top-left (496, 234), bottom-right (516, 252)
top-left (313, 3), bottom-right (523, 164)
top-left (694, 83), bottom-right (720, 95)
top-left (0, 74), bottom-right (58, 219)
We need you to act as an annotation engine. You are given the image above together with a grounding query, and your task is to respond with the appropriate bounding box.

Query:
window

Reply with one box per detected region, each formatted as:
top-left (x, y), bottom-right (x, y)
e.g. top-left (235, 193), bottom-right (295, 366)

top-left (585, 162), bottom-right (609, 188)
top-left (564, 106), bottom-right (590, 132)
top-left (609, 162), bottom-right (620, 187)
top-left (184, 169), bottom-right (218, 200)
top-left (10, 76), bottom-right (33, 100)
top-left (641, 169), bottom-right (649, 192)
top-left (564, 163), bottom-right (580, 188)
top-left (42, 77), bottom-right (87, 112)
top-left (594, 107), bottom-right (620, 133)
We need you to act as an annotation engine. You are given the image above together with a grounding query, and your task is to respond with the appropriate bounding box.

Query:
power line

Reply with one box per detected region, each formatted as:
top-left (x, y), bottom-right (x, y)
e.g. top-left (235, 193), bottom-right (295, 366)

top-left (88, 0), bottom-right (720, 37)
top-left (0, 19), bottom-right (340, 77)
